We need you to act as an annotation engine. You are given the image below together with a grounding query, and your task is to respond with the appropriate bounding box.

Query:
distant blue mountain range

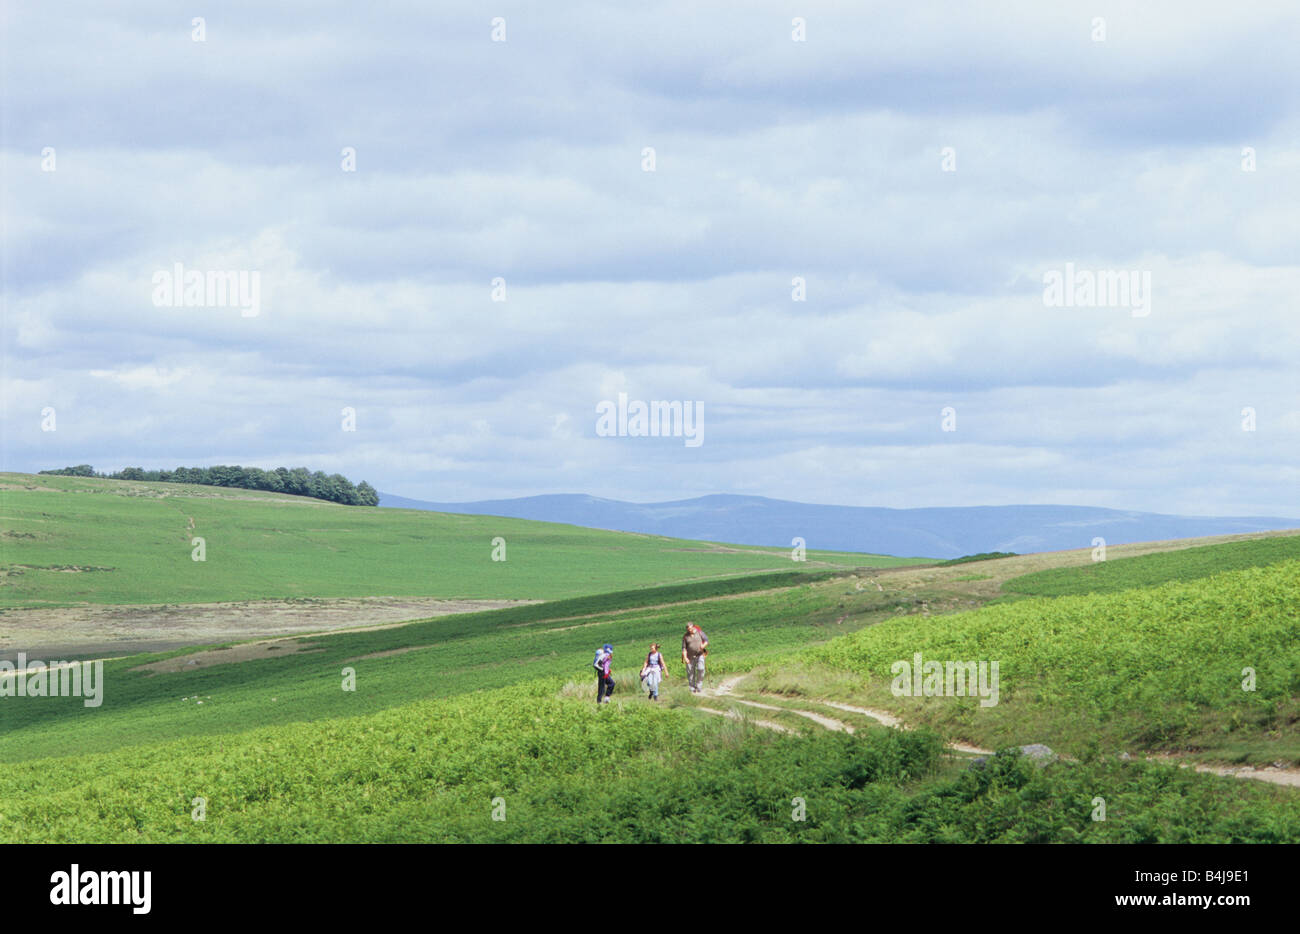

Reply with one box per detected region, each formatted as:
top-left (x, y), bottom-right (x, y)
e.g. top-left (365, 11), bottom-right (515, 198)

top-left (376, 493), bottom-right (1300, 560)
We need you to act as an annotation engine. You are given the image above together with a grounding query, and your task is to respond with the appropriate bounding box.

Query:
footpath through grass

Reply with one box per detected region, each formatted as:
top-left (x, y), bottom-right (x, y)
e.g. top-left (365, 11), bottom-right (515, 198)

top-left (0, 573), bottom-right (899, 763)
top-left (763, 559), bottom-right (1300, 765)
top-left (4, 677), bottom-right (1298, 843)
top-left (4, 526), bottom-right (1299, 842)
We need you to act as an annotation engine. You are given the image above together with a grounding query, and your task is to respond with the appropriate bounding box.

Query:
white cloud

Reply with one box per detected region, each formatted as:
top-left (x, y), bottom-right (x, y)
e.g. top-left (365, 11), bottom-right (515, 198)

top-left (2, 1), bottom-right (1297, 517)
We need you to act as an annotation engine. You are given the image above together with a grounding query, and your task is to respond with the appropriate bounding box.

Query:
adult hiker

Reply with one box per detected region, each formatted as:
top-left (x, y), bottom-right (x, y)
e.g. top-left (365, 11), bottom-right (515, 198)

top-left (640, 643), bottom-right (667, 701)
top-left (593, 643), bottom-right (615, 704)
top-left (681, 623), bottom-right (708, 694)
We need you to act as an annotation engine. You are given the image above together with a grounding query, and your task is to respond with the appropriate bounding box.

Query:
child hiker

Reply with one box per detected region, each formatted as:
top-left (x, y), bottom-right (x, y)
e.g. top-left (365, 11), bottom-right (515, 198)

top-left (640, 643), bottom-right (667, 701)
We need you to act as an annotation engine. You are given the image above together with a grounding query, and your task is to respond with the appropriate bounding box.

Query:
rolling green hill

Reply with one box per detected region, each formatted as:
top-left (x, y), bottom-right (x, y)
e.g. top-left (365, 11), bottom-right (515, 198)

top-left (2, 477), bottom-right (1297, 843)
top-left (0, 472), bottom-right (923, 608)
top-left (3, 554), bottom-right (1298, 842)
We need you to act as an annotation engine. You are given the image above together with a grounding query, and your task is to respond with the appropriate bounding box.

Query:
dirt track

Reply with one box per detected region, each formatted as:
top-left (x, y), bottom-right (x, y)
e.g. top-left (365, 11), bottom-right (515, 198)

top-left (695, 675), bottom-right (1300, 789)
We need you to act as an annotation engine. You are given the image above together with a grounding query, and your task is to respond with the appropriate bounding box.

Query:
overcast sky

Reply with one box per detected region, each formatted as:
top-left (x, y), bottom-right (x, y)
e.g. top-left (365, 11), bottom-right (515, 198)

top-left (3, 1), bottom-right (1298, 514)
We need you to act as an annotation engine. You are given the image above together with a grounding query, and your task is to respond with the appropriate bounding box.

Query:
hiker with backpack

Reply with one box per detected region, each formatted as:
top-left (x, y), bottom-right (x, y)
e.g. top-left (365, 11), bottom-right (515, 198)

top-left (640, 643), bottom-right (667, 701)
top-left (593, 643), bottom-right (615, 704)
top-left (681, 623), bottom-right (708, 694)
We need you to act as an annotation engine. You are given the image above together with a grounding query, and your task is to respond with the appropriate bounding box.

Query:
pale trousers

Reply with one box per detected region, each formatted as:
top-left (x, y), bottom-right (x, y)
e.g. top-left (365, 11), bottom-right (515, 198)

top-left (686, 655), bottom-right (706, 692)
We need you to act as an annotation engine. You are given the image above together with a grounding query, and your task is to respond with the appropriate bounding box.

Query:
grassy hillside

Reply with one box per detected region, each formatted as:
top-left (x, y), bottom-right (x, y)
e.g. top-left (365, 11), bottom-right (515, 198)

top-left (0, 557), bottom-right (1297, 841)
top-left (763, 560), bottom-right (1300, 763)
top-left (2, 486), bottom-right (1297, 843)
top-left (0, 573), bottom-right (884, 762)
top-left (0, 472), bottom-right (922, 608)
top-left (1001, 534), bottom-right (1300, 597)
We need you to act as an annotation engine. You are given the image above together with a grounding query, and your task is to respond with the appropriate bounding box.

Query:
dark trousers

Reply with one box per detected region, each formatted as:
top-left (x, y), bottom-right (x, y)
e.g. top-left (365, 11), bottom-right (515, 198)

top-left (596, 672), bottom-right (615, 702)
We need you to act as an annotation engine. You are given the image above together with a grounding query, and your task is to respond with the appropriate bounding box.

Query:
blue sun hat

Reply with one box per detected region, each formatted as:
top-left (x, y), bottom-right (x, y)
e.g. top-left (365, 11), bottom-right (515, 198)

top-left (603, 644), bottom-right (613, 652)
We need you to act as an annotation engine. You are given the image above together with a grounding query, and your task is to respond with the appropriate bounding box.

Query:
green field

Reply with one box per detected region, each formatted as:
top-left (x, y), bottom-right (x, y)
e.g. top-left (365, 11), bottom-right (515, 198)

top-left (1001, 535), bottom-right (1300, 597)
top-left (0, 472), bottom-right (922, 607)
top-left (0, 573), bottom-right (892, 762)
top-left (1, 475), bottom-right (1297, 843)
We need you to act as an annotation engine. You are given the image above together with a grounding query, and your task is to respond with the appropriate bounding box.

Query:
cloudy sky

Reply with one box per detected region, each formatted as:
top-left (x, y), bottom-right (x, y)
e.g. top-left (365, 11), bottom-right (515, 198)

top-left (3, 1), bottom-right (1298, 515)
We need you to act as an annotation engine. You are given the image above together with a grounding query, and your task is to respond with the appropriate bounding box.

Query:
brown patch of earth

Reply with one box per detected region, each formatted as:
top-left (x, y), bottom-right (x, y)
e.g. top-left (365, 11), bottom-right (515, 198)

top-left (131, 640), bottom-right (327, 675)
top-left (13, 564), bottom-right (112, 573)
top-left (0, 596), bottom-right (539, 662)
